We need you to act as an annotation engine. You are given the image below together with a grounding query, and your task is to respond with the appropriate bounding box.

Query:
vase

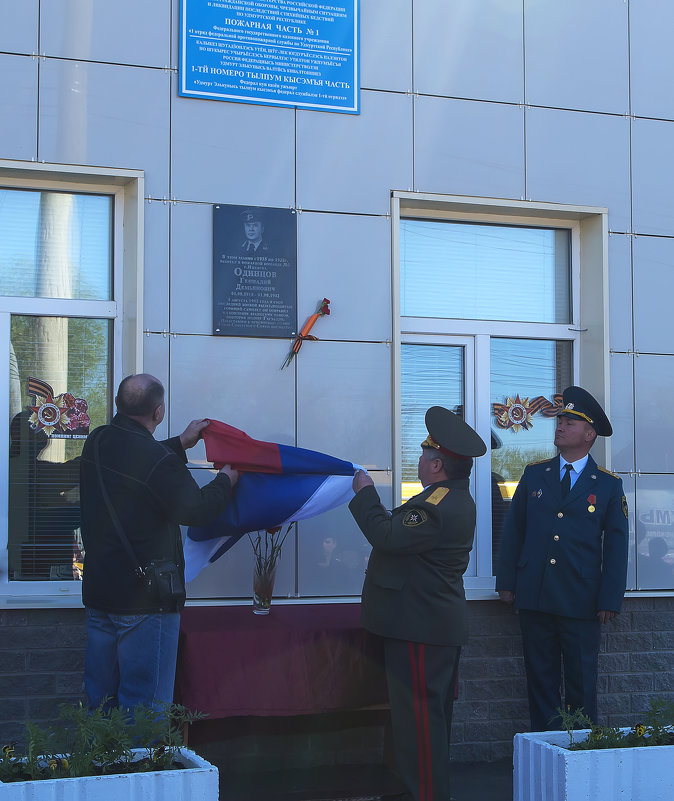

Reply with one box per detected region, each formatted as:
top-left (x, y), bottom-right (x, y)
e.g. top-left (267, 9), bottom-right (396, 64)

top-left (252, 564), bottom-right (277, 614)
top-left (514, 728), bottom-right (674, 801)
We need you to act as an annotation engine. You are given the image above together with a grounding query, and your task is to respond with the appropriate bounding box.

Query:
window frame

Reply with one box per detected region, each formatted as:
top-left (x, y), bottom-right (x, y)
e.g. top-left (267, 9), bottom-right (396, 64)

top-left (0, 161), bottom-right (144, 608)
top-left (392, 191), bottom-right (610, 599)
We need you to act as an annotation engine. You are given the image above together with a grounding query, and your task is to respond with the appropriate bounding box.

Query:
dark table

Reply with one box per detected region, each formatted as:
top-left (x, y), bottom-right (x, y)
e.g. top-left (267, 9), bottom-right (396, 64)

top-left (176, 603), bottom-right (387, 718)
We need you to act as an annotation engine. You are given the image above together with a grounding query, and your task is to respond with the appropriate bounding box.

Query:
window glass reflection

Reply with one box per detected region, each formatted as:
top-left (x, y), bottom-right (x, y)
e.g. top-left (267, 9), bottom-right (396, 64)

top-left (490, 338), bottom-right (572, 574)
top-left (8, 315), bottom-right (111, 581)
top-left (401, 344), bottom-right (464, 501)
top-left (635, 476), bottom-right (674, 590)
top-left (0, 189), bottom-right (112, 300)
top-left (297, 506), bottom-right (374, 598)
top-left (401, 220), bottom-right (570, 323)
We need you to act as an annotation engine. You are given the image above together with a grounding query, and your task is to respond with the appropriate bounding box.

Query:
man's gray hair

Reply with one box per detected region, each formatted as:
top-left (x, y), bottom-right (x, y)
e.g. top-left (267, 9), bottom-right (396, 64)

top-left (436, 451), bottom-right (473, 480)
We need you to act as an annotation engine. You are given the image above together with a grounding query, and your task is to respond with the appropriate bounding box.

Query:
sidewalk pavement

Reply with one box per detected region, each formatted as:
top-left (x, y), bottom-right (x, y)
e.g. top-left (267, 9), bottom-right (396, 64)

top-left (216, 760), bottom-right (513, 801)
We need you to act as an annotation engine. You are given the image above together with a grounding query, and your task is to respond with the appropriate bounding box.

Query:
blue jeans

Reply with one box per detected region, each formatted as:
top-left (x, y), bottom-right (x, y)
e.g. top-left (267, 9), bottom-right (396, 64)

top-left (84, 608), bottom-right (181, 711)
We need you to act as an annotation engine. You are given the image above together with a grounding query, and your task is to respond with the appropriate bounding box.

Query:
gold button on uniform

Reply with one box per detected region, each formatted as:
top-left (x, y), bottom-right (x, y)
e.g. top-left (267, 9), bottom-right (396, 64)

top-left (557, 512), bottom-right (564, 518)
top-left (553, 535), bottom-right (560, 541)
top-left (550, 558), bottom-right (557, 565)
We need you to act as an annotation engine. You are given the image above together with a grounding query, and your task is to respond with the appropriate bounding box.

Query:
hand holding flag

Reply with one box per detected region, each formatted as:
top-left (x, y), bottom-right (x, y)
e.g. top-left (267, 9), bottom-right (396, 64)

top-left (183, 419), bottom-right (363, 581)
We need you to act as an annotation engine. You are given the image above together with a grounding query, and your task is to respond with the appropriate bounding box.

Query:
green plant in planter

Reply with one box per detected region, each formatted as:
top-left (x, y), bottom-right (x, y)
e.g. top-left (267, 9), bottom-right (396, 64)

top-left (0, 701), bottom-right (205, 782)
top-left (558, 697), bottom-right (674, 751)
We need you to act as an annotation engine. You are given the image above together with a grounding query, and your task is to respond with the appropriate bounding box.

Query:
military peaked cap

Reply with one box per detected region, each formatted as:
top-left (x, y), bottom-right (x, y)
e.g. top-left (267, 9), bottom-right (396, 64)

top-left (240, 207), bottom-right (264, 223)
top-left (422, 406), bottom-right (487, 458)
top-left (557, 385), bottom-right (613, 436)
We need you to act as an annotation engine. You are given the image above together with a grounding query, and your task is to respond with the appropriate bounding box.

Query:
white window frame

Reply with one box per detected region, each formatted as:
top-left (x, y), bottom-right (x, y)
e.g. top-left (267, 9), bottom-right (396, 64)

top-left (401, 333), bottom-right (482, 572)
top-left (392, 192), bottom-right (611, 600)
top-left (0, 161), bottom-right (144, 608)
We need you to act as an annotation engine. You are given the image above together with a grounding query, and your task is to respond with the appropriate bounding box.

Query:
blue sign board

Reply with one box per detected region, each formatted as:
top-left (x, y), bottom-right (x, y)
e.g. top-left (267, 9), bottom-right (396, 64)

top-left (179, 0), bottom-right (359, 114)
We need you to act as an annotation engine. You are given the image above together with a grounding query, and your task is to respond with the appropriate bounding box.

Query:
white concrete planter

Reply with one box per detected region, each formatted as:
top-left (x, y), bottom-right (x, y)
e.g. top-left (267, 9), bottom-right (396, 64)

top-left (514, 729), bottom-right (674, 801)
top-left (0, 748), bottom-right (218, 801)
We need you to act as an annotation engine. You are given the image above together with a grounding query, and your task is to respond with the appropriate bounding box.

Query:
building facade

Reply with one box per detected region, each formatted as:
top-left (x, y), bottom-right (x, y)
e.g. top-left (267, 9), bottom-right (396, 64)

top-left (1, 0), bottom-right (674, 760)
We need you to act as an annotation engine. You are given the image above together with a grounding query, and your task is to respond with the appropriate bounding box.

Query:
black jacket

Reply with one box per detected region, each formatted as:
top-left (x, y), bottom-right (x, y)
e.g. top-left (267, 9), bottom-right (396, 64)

top-left (80, 414), bottom-right (232, 613)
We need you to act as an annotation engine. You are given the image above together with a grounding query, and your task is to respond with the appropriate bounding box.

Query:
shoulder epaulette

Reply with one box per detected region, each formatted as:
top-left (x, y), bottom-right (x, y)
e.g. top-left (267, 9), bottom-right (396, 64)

top-left (527, 458), bottom-right (553, 467)
top-left (597, 465), bottom-right (620, 479)
top-left (425, 486), bottom-right (449, 506)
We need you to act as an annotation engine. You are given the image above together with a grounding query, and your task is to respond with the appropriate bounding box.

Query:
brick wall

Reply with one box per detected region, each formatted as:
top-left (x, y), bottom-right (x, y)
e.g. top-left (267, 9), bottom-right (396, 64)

top-left (0, 608), bottom-right (87, 747)
top-left (452, 601), bottom-right (529, 762)
top-left (453, 597), bottom-right (674, 761)
top-left (1, 598), bottom-right (673, 763)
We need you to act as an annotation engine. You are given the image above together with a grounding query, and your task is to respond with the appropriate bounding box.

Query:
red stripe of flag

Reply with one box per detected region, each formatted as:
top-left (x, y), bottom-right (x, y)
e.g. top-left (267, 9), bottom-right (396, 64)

top-left (203, 419), bottom-right (283, 473)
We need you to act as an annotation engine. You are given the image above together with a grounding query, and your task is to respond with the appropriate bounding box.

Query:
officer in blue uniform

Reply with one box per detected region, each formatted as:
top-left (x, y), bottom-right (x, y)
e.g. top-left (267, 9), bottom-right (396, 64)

top-left (496, 386), bottom-right (629, 730)
top-left (350, 407), bottom-right (486, 801)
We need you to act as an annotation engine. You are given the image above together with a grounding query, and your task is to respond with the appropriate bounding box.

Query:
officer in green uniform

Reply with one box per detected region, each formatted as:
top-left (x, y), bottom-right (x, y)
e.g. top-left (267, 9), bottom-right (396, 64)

top-left (496, 386), bottom-right (629, 730)
top-left (350, 406), bottom-right (486, 801)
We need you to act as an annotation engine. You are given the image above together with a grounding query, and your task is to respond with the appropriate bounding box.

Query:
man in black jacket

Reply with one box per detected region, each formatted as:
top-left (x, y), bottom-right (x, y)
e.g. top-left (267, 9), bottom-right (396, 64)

top-left (80, 374), bottom-right (238, 711)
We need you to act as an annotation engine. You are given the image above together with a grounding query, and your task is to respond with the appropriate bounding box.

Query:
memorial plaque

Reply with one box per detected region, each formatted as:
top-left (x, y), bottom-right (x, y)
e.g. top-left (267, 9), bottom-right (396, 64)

top-left (213, 204), bottom-right (297, 338)
top-left (179, 0), bottom-right (359, 114)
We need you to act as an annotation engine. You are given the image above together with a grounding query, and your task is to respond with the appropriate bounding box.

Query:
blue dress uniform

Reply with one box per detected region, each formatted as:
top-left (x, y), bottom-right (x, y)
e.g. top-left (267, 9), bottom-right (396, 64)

top-left (350, 407), bottom-right (486, 801)
top-left (496, 387), bottom-right (629, 730)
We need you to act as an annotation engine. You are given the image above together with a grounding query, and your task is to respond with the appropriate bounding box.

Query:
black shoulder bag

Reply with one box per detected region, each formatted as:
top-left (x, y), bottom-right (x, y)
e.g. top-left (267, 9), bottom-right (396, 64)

top-left (92, 429), bottom-right (186, 610)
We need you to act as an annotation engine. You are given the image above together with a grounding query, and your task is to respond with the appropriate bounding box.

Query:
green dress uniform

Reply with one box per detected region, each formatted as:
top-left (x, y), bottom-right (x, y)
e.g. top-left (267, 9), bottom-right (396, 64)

top-left (350, 406), bottom-right (485, 801)
top-left (351, 481), bottom-right (476, 646)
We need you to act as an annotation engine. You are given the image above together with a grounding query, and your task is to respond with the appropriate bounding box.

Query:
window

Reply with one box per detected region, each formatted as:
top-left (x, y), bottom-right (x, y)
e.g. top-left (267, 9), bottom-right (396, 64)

top-left (8, 314), bottom-right (112, 581)
top-left (401, 342), bottom-right (466, 502)
top-left (393, 193), bottom-right (609, 596)
top-left (0, 190), bottom-right (113, 300)
top-left (400, 220), bottom-right (570, 323)
top-left (0, 164), bottom-right (143, 604)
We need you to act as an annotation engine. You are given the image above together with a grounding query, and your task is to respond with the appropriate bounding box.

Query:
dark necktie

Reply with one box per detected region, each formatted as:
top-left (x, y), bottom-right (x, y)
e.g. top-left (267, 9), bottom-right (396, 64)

top-left (561, 463), bottom-right (572, 497)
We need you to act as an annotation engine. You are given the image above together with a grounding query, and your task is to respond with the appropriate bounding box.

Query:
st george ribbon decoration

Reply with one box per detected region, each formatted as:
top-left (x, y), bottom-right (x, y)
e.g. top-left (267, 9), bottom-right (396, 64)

top-left (26, 377), bottom-right (90, 438)
top-left (281, 298), bottom-right (330, 369)
top-left (493, 393), bottom-right (563, 433)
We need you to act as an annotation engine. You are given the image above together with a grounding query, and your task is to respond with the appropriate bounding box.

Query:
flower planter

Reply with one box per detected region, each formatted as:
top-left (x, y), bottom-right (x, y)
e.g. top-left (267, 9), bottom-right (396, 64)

top-left (0, 748), bottom-right (218, 801)
top-left (514, 729), bottom-right (674, 801)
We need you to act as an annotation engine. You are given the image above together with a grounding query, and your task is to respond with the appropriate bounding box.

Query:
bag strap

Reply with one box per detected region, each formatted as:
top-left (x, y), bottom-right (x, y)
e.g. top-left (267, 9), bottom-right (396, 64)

top-left (91, 428), bottom-right (145, 579)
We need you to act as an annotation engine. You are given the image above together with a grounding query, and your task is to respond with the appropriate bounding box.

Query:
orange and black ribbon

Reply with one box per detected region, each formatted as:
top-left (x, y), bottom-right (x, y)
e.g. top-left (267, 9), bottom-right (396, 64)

top-left (281, 298), bottom-right (330, 369)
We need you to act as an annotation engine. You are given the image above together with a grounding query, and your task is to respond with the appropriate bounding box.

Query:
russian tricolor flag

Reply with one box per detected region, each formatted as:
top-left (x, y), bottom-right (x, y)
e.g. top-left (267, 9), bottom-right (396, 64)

top-left (183, 420), bottom-right (360, 582)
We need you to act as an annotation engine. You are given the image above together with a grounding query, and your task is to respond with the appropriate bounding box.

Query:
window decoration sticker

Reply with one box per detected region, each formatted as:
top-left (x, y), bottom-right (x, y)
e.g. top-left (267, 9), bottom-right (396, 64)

top-left (493, 393), bottom-right (563, 433)
top-left (27, 377), bottom-right (90, 438)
